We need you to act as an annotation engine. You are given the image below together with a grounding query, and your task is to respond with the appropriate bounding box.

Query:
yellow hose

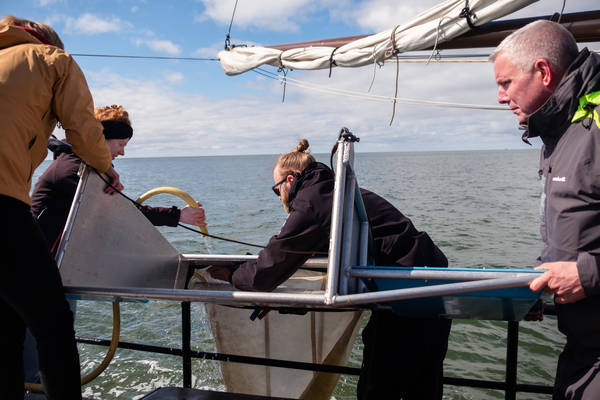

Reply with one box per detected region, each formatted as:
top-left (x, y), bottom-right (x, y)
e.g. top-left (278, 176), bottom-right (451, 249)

top-left (26, 186), bottom-right (204, 393)
top-left (137, 186), bottom-right (208, 236)
top-left (25, 301), bottom-right (121, 393)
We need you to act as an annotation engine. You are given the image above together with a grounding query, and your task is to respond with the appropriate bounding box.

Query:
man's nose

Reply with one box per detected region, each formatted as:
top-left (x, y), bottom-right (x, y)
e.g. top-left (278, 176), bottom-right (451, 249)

top-left (497, 86), bottom-right (509, 104)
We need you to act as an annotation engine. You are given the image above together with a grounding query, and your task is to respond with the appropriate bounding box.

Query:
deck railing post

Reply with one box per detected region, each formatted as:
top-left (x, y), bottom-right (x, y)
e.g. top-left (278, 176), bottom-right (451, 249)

top-left (505, 320), bottom-right (519, 400)
top-left (182, 301), bottom-right (192, 388)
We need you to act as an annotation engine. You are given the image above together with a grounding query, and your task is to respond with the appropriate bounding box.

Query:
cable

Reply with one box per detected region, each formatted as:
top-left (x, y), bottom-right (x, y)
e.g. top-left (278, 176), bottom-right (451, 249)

top-left (253, 67), bottom-right (507, 111)
top-left (71, 53), bottom-right (218, 61)
top-left (224, 0), bottom-right (240, 49)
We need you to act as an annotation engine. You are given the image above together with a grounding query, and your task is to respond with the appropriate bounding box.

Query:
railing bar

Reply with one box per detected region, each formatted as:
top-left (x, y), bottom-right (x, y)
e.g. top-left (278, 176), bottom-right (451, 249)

top-left (75, 337), bottom-right (555, 394)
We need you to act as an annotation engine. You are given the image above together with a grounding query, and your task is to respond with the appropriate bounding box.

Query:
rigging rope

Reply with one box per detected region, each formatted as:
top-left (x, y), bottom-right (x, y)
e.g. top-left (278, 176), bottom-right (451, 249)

top-left (71, 53), bottom-right (218, 61)
top-left (224, 0), bottom-right (240, 50)
top-left (252, 67), bottom-right (507, 111)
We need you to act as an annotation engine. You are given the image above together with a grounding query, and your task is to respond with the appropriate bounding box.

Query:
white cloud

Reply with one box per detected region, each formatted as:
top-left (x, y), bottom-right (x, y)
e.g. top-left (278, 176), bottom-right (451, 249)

top-left (197, 0), bottom-right (320, 32)
top-left (135, 39), bottom-right (182, 55)
top-left (38, 0), bottom-right (60, 6)
top-left (83, 57), bottom-right (525, 159)
top-left (131, 6), bottom-right (139, 13)
top-left (341, 0), bottom-right (437, 32)
top-left (164, 72), bottom-right (184, 84)
top-left (65, 13), bottom-right (125, 34)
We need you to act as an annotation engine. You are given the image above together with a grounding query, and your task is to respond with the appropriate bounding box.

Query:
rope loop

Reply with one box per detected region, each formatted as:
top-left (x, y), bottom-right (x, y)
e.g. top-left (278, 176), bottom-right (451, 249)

top-left (385, 25), bottom-right (401, 59)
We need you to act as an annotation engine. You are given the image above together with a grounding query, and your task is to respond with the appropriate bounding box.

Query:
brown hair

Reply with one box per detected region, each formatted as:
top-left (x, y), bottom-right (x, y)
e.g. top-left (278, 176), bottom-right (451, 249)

top-left (94, 105), bottom-right (132, 126)
top-left (0, 14), bottom-right (64, 49)
top-left (275, 139), bottom-right (316, 176)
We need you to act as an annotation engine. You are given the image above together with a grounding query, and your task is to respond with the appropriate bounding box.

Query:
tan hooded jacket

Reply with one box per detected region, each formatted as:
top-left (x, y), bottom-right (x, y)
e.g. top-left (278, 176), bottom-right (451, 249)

top-left (0, 25), bottom-right (111, 205)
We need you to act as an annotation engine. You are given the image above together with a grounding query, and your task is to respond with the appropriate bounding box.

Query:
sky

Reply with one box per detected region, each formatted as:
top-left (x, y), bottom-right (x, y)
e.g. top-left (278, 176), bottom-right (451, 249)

top-left (4, 0), bottom-right (599, 157)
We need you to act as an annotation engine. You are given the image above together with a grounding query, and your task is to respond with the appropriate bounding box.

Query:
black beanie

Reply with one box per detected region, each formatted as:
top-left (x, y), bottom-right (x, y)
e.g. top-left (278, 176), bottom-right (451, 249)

top-left (101, 120), bottom-right (133, 140)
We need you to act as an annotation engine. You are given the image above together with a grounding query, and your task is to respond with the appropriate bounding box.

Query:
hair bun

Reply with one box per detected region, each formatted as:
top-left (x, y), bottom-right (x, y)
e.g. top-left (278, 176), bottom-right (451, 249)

top-left (295, 138), bottom-right (310, 153)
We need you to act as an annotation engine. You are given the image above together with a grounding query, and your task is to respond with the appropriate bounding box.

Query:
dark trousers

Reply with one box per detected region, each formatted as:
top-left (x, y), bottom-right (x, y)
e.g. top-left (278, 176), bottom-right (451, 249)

top-left (357, 310), bottom-right (452, 400)
top-left (554, 342), bottom-right (600, 400)
top-left (0, 195), bottom-right (81, 400)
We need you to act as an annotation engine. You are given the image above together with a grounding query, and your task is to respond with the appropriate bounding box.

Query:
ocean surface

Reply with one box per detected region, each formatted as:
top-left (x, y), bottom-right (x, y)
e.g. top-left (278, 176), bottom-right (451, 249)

top-left (32, 149), bottom-right (563, 399)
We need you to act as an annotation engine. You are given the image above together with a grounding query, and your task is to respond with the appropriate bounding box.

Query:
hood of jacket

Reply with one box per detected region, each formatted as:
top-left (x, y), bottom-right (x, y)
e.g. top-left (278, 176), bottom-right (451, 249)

top-left (0, 25), bottom-right (46, 50)
top-left (287, 162), bottom-right (335, 210)
top-left (47, 136), bottom-right (74, 159)
top-left (527, 48), bottom-right (600, 142)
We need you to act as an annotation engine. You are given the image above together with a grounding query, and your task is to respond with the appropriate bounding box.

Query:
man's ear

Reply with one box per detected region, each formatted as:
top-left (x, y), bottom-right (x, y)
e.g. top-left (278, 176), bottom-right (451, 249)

top-left (534, 59), bottom-right (554, 88)
top-left (287, 174), bottom-right (294, 184)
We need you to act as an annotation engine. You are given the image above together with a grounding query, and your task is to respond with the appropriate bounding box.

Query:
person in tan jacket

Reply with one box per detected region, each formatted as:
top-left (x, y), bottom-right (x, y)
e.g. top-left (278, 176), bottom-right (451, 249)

top-left (0, 15), bottom-right (120, 400)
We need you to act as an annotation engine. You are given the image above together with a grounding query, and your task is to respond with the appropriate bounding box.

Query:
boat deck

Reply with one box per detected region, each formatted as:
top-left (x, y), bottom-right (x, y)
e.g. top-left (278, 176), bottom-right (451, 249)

top-left (25, 387), bottom-right (294, 400)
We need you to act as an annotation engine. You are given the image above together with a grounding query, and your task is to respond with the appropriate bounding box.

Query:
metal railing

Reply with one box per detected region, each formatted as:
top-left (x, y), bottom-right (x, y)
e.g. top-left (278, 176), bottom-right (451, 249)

top-left (76, 302), bottom-right (555, 399)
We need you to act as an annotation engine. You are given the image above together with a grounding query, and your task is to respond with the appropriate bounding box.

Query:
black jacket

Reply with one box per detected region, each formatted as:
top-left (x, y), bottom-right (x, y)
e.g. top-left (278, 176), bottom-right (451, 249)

top-left (527, 48), bottom-right (600, 349)
top-left (31, 137), bottom-right (181, 249)
top-left (231, 162), bottom-right (447, 291)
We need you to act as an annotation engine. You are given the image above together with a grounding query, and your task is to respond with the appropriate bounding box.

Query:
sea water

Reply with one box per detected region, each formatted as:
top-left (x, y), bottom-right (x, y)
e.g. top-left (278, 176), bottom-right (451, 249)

top-left (32, 149), bottom-right (563, 399)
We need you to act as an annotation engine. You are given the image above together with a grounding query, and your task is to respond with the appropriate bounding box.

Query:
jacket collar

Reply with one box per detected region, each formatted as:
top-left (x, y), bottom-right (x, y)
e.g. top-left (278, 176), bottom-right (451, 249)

top-left (287, 162), bottom-right (334, 205)
top-left (526, 48), bottom-right (600, 144)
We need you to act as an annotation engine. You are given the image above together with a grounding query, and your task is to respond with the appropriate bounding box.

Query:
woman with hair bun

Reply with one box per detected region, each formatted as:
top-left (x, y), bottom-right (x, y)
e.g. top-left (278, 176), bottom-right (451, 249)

top-left (207, 139), bottom-right (451, 399)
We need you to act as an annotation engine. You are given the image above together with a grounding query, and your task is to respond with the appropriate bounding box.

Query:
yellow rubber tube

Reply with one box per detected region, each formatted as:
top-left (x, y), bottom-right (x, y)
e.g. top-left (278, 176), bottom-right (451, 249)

top-left (25, 301), bottom-right (121, 393)
top-left (26, 187), bottom-right (205, 393)
top-left (136, 186), bottom-right (208, 236)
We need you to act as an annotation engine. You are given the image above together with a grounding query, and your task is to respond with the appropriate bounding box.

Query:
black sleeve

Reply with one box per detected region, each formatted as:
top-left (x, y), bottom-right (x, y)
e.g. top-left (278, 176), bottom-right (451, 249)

top-left (361, 188), bottom-right (447, 268)
top-left (135, 204), bottom-right (181, 227)
top-left (231, 209), bottom-right (328, 292)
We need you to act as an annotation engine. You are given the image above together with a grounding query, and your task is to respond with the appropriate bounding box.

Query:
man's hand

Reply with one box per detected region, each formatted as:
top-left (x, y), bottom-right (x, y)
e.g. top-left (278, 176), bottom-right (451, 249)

top-left (104, 167), bottom-right (123, 194)
top-left (179, 202), bottom-right (206, 227)
top-left (529, 261), bottom-right (586, 304)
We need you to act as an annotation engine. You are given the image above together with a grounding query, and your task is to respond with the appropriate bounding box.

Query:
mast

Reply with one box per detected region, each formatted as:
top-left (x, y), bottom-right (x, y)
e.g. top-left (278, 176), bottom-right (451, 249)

top-left (266, 10), bottom-right (600, 51)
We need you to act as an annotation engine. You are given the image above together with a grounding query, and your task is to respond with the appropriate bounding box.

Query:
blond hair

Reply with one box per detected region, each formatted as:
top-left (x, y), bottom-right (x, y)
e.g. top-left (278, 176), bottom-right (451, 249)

top-left (0, 14), bottom-right (64, 49)
top-left (489, 20), bottom-right (578, 76)
top-left (276, 139), bottom-right (315, 176)
top-left (94, 105), bottom-right (132, 126)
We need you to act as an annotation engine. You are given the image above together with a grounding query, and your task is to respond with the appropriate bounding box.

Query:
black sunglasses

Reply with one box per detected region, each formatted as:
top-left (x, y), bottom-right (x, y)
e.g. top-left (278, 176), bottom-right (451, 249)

top-left (272, 177), bottom-right (287, 196)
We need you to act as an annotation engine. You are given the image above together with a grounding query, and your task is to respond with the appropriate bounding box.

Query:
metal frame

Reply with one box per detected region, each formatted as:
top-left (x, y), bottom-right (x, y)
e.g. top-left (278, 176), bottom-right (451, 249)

top-left (56, 134), bottom-right (554, 399)
top-left (59, 135), bottom-right (538, 310)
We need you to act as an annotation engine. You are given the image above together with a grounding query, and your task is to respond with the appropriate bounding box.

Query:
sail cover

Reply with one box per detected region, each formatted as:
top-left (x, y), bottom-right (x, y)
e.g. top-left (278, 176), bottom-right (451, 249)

top-left (218, 0), bottom-right (537, 76)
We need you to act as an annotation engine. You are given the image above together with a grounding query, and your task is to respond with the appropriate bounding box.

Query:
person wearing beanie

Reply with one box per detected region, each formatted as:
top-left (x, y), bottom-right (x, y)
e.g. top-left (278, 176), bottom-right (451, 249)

top-left (24, 105), bottom-right (206, 381)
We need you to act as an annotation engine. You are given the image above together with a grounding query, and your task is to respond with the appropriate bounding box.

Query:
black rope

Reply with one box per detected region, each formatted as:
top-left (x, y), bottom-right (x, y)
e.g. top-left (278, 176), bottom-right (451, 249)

top-left (459, 0), bottom-right (477, 29)
top-left (92, 168), bottom-right (327, 256)
top-left (328, 47), bottom-right (338, 78)
top-left (71, 53), bottom-right (218, 61)
top-left (224, 0), bottom-right (240, 50)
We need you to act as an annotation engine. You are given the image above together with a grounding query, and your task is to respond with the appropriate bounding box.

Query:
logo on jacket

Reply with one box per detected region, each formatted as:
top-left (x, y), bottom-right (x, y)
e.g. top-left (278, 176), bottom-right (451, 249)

top-left (552, 176), bottom-right (566, 182)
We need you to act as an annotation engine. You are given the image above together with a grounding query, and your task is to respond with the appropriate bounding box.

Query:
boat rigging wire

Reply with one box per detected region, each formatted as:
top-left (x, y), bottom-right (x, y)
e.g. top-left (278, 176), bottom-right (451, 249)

top-left (224, 0), bottom-right (240, 50)
top-left (70, 53), bottom-right (219, 61)
top-left (252, 67), bottom-right (508, 111)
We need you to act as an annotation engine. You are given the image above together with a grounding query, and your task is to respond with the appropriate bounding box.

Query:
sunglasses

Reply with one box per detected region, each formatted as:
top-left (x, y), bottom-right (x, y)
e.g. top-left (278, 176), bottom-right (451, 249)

top-left (272, 177), bottom-right (287, 196)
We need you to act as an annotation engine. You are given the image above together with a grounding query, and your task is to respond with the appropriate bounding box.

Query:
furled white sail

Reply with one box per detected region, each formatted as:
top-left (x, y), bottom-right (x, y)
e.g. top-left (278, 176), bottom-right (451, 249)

top-left (218, 0), bottom-right (537, 75)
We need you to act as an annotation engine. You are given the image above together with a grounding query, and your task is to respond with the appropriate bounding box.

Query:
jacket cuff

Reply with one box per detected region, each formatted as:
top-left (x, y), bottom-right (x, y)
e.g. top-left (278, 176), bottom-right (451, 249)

top-left (577, 252), bottom-right (600, 296)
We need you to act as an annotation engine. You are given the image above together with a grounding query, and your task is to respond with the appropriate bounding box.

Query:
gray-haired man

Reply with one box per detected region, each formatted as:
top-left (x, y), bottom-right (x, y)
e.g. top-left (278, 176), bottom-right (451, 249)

top-left (491, 20), bottom-right (600, 399)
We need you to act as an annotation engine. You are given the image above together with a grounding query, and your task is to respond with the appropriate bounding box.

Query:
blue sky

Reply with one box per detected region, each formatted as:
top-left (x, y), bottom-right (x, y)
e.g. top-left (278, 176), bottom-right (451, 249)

top-left (5, 0), bottom-right (599, 157)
